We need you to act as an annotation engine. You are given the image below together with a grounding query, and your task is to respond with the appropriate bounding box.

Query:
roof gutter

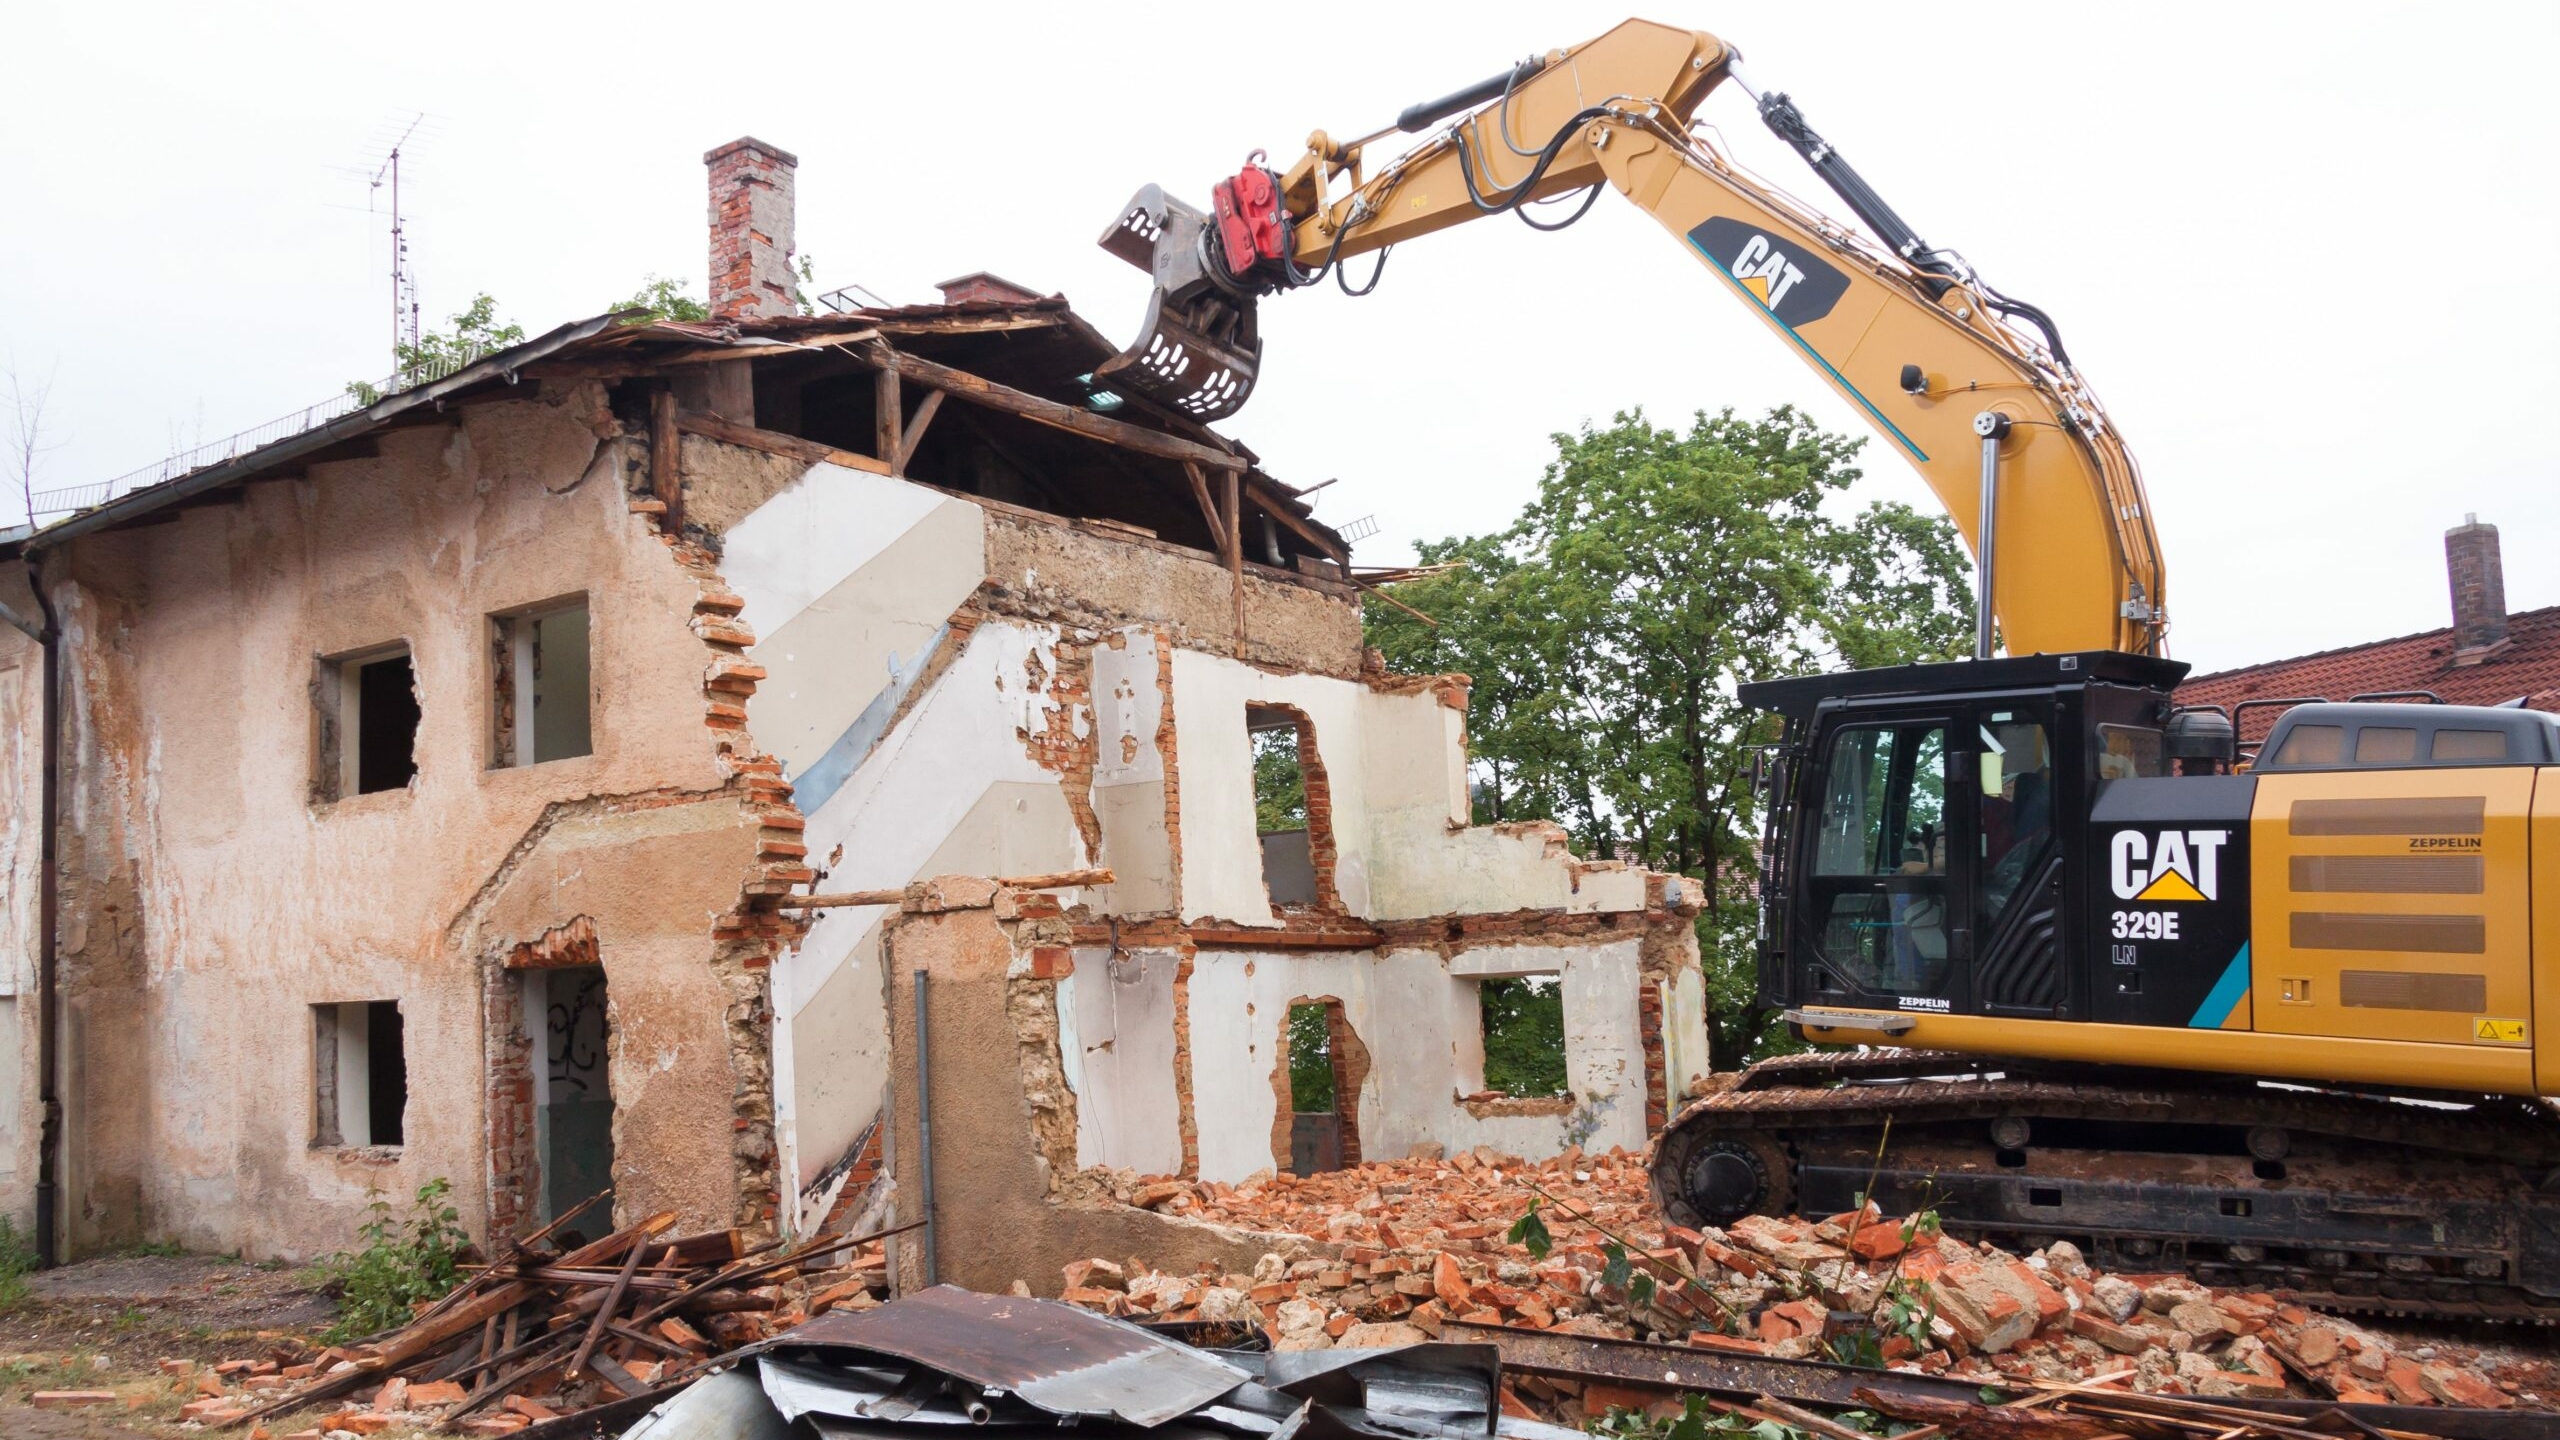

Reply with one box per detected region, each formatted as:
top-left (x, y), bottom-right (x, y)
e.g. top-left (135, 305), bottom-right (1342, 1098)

top-left (22, 313), bottom-right (624, 554)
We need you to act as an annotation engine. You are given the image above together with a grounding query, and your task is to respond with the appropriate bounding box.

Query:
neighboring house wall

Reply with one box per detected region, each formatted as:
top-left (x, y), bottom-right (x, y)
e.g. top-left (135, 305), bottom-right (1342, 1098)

top-left (8, 388), bottom-right (779, 1259)
top-left (0, 565), bottom-right (41, 1232)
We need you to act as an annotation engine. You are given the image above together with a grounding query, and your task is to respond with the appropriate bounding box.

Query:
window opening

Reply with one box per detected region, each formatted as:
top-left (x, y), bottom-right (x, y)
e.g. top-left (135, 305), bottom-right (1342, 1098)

top-left (1250, 706), bottom-right (1321, 908)
top-left (313, 1000), bottom-right (406, 1147)
top-left (2432, 728), bottom-right (2508, 763)
top-left (1279, 999), bottom-right (1365, 1175)
top-left (493, 600), bottom-right (592, 767)
top-left (2096, 723), bottom-right (2165, 780)
top-left (1810, 723), bottom-right (1953, 995)
top-left (1978, 713), bottom-right (2054, 929)
top-left (317, 645), bottom-right (420, 800)
top-left (1476, 977), bottom-right (1567, 1098)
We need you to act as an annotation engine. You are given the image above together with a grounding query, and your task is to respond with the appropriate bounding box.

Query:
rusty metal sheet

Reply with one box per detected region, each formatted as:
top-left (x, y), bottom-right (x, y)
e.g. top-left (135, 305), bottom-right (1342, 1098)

top-left (766, 1285), bottom-right (1247, 1427)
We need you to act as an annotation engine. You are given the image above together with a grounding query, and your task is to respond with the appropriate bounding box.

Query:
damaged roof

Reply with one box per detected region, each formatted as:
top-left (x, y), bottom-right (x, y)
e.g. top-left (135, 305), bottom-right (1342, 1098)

top-left (5, 295), bottom-right (1348, 576)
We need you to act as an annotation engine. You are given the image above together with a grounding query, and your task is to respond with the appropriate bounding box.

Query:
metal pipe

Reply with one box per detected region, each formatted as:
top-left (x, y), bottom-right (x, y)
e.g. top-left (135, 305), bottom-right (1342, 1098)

top-left (28, 552), bottom-right (60, 1266)
top-left (911, 968), bottom-right (936, 1288)
top-left (1972, 412), bottom-right (2010, 660)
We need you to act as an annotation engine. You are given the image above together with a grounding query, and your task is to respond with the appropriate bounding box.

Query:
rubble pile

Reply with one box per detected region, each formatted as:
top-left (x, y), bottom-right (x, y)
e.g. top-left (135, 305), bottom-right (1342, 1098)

top-left (181, 1212), bottom-right (892, 1435)
top-left (1063, 1146), bottom-right (2551, 1411)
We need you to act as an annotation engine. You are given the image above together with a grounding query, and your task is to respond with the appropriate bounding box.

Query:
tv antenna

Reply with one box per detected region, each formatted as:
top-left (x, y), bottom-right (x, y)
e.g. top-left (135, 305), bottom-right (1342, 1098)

top-left (370, 113), bottom-right (430, 373)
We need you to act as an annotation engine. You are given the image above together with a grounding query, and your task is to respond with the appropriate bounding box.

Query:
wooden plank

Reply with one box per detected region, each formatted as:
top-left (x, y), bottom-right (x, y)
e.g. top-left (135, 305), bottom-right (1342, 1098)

top-left (649, 391), bottom-right (682, 530)
top-left (1225, 467), bottom-right (1246, 658)
top-left (864, 341), bottom-right (1246, 472)
top-left (875, 366), bottom-right (902, 467)
top-left (1187, 925), bottom-right (1386, 949)
top-left (566, 1238), bottom-right (650, 1381)
top-left (1182, 462), bottom-right (1228, 558)
top-left (674, 411), bottom-right (892, 476)
top-left (894, 389), bottom-right (944, 476)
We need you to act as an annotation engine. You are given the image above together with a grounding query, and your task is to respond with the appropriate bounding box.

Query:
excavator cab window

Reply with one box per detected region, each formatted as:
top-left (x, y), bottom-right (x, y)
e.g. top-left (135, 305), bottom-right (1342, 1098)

top-left (1807, 723), bottom-right (1953, 996)
top-left (1977, 714), bottom-right (2054, 931)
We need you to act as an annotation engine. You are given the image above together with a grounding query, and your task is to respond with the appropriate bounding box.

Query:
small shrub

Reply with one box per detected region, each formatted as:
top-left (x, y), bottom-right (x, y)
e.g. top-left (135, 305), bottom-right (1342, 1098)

top-left (0, 1215), bottom-right (38, 1310)
top-left (318, 1178), bottom-right (470, 1342)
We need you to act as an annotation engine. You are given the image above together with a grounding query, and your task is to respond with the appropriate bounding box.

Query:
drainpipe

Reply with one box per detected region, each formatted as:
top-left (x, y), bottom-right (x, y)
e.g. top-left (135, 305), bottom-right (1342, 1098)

top-left (13, 550), bottom-right (62, 1267)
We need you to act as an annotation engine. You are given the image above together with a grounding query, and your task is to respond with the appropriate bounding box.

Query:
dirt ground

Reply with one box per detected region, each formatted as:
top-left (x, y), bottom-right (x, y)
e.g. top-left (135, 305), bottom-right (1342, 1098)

top-left (0, 1253), bottom-right (377, 1440)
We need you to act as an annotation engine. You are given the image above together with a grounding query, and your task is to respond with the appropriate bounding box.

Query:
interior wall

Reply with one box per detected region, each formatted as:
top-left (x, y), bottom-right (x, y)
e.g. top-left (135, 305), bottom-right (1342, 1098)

top-left (1182, 938), bottom-right (1651, 1185)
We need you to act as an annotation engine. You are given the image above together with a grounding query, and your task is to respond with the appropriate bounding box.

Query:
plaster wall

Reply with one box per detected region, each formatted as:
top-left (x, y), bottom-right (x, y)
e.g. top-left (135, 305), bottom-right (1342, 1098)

top-left (19, 394), bottom-right (756, 1258)
top-left (1182, 939), bottom-right (1650, 1186)
top-left (0, 562), bottom-right (41, 1226)
top-left (1168, 650), bottom-right (1649, 926)
top-left (1055, 946), bottom-right (1182, 1175)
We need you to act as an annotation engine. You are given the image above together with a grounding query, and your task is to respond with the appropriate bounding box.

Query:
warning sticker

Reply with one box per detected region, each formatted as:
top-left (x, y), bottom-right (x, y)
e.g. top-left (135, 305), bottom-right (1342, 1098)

top-left (2473, 1017), bottom-right (2529, 1045)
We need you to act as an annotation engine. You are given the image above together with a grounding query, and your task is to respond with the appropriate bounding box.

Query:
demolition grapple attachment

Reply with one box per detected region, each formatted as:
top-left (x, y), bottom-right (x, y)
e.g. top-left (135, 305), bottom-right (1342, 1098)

top-left (1094, 165), bottom-right (1290, 423)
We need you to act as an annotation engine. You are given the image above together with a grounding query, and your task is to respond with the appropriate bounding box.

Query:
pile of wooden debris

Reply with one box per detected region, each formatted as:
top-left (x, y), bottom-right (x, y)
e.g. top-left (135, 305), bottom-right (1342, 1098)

top-left (197, 1206), bottom-right (901, 1435)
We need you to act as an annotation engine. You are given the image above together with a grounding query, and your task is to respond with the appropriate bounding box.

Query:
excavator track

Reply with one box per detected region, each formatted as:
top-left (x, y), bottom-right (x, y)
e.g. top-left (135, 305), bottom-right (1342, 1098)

top-left (1650, 1051), bottom-right (2560, 1325)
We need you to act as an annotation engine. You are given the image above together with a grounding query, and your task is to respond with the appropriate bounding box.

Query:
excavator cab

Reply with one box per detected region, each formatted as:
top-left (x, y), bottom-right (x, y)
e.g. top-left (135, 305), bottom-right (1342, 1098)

top-left (1749, 652), bottom-right (2189, 1028)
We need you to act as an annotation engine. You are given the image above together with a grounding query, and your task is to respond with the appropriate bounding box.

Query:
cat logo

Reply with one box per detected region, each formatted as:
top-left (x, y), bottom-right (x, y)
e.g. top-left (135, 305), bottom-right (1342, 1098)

top-left (2109, 829), bottom-right (2230, 903)
top-left (1687, 218), bottom-right (1851, 328)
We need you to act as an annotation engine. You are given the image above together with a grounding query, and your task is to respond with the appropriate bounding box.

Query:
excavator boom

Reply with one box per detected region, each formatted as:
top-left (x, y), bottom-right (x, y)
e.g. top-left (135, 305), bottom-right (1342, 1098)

top-left (1094, 18), bottom-right (2167, 657)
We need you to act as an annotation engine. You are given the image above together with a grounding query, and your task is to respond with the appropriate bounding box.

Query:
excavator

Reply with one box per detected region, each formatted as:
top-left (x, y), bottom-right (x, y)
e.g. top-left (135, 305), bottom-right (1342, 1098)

top-left (1092, 20), bottom-right (2560, 1319)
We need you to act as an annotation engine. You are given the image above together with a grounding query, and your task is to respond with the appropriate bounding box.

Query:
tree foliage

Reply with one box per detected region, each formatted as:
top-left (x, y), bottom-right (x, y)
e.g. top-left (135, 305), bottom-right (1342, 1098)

top-left (1478, 977), bottom-right (1567, 1097)
top-left (347, 294), bottom-right (525, 403)
top-left (1253, 727), bottom-right (1308, 833)
top-left (1364, 407), bottom-right (1972, 1069)
top-left (1287, 1003), bottom-right (1334, 1112)
top-left (617, 275), bottom-right (711, 324)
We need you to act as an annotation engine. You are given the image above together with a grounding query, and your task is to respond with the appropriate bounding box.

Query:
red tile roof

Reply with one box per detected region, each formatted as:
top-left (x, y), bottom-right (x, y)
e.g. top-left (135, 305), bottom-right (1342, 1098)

top-left (2177, 604), bottom-right (2560, 746)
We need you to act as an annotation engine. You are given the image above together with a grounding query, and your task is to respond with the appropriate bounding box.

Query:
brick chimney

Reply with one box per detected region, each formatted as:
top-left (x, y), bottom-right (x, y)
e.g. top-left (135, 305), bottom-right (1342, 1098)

top-left (934, 272), bottom-right (1043, 307)
top-left (2445, 513), bottom-right (2510, 661)
top-left (705, 137), bottom-right (798, 320)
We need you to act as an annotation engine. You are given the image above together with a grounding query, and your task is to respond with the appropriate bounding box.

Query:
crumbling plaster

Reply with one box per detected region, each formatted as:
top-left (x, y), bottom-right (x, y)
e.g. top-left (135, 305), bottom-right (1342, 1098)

top-left (20, 391), bottom-right (770, 1257)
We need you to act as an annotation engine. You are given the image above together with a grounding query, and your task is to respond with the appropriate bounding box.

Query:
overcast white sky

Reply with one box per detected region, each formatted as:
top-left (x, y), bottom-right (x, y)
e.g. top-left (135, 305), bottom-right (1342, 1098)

top-left (5, 1), bottom-right (2554, 674)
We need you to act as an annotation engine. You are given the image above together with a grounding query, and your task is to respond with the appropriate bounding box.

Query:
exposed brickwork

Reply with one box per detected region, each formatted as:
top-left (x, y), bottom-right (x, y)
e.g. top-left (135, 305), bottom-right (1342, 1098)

top-left (624, 438), bottom-right (818, 1237)
top-left (1261, 705), bottom-right (1343, 914)
top-left (704, 137), bottom-right (799, 322)
top-left (2445, 515), bottom-right (2509, 657)
top-left (1012, 632), bottom-right (1104, 862)
top-left (934, 272), bottom-right (1045, 306)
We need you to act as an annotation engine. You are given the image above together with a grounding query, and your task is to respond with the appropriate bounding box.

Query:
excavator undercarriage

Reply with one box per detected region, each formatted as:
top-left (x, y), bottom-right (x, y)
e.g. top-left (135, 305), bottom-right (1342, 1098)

top-left (1650, 1050), bottom-right (2560, 1323)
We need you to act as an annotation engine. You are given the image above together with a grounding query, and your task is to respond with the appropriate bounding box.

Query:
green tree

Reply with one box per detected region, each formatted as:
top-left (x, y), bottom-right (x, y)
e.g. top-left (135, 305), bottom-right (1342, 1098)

top-left (1478, 978), bottom-right (1568, 1097)
top-left (1253, 727), bottom-right (1307, 832)
top-left (348, 293), bottom-right (526, 403)
top-left (1365, 407), bottom-right (1971, 1070)
top-left (616, 275), bottom-right (710, 323)
top-left (1286, 1003), bottom-right (1334, 1112)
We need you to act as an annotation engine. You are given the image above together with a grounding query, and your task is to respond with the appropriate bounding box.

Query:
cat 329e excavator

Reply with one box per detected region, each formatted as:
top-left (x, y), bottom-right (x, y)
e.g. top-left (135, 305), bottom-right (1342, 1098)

top-left (1094, 20), bottom-right (2560, 1319)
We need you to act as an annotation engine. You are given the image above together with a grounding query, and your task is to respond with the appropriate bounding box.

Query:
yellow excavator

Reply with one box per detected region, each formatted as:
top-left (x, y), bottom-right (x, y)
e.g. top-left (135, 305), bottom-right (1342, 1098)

top-left (1095, 20), bottom-right (2560, 1319)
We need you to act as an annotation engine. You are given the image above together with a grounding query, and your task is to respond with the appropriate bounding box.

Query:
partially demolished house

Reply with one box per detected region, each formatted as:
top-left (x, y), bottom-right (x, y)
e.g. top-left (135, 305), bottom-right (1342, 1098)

top-left (0, 137), bottom-right (1709, 1267)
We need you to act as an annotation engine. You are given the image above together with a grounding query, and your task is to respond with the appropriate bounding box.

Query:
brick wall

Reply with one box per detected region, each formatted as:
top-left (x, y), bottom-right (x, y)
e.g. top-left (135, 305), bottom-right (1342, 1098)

top-left (704, 137), bottom-right (799, 321)
top-left (2446, 515), bottom-right (2509, 656)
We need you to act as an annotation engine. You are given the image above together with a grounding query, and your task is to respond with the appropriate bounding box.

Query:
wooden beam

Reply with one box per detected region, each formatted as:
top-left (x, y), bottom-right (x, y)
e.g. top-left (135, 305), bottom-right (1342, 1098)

top-left (649, 390), bottom-right (682, 529)
top-left (674, 410), bottom-right (892, 476)
top-left (1180, 461), bottom-right (1228, 560)
top-left (874, 366), bottom-right (901, 467)
top-left (1225, 467), bottom-right (1246, 658)
top-left (783, 867), bottom-right (1114, 909)
top-left (862, 340), bottom-right (1246, 473)
top-left (894, 389), bottom-right (944, 476)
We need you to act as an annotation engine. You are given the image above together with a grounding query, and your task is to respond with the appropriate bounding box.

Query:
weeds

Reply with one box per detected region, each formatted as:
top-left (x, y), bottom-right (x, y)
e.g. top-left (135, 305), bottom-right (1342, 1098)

top-left (316, 1177), bottom-right (470, 1343)
top-left (0, 1215), bottom-right (37, 1311)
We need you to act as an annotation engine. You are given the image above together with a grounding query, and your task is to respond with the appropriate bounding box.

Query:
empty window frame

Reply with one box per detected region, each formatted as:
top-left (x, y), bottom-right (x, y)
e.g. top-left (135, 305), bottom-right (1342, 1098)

top-left (1249, 705), bottom-right (1319, 907)
top-left (1475, 976), bottom-right (1568, 1098)
top-left (312, 1000), bottom-right (407, 1148)
top-left (314, 644), bottom-right (421, 802)
top-left (492, 600), bottom-right (592, 767)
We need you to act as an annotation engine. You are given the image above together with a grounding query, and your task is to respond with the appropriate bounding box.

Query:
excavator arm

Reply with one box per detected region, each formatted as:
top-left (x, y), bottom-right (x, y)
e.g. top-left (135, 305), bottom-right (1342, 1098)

top-left (1095, 19), bottom-right (2166, 657)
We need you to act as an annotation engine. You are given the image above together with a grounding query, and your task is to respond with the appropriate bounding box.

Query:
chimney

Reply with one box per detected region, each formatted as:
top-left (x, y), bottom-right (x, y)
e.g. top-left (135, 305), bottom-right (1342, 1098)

top-left (704, 137), bottom-right (798, 320)
top-left (933, 272), bottom-right (1043, 307)
top-left (2445, 512), bottom-right (2510, 660)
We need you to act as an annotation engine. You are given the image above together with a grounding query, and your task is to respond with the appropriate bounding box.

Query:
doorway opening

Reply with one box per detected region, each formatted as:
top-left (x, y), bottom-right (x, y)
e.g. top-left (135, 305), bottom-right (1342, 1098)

top-left (1274, 997), bottom-right (1369, 1176)
top-left (527, 965), bottom-right (614, 1233)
